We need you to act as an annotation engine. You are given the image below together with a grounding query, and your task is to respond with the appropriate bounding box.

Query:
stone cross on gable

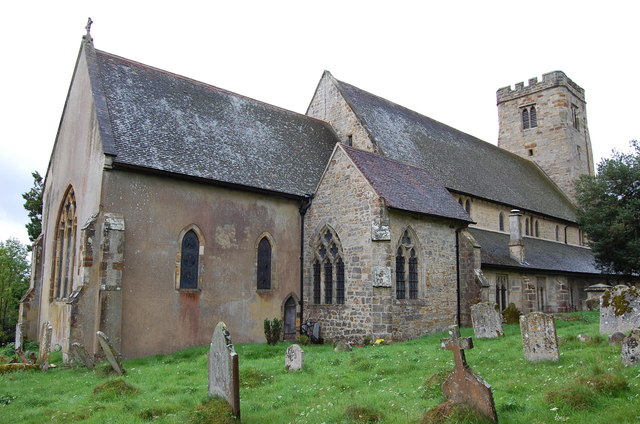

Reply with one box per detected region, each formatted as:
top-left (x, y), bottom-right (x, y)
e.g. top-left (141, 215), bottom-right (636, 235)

top-left (442, 325), bottom-right (473, 369)
top-left (85, 17), bottom-right (93, 36)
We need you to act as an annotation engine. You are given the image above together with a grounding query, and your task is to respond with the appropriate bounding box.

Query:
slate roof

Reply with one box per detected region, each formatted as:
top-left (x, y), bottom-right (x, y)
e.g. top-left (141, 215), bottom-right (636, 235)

top-left (342, 145), bottom-right (472, 223)
top-left (468, 228), bottom-right (601, 275)
top-left (333, 77), bottom-right (578, 222)
top-left (92, 48), bottom-right (339, 197)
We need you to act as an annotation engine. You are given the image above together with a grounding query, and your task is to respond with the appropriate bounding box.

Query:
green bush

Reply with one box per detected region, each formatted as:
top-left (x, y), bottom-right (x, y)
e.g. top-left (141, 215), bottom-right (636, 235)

top-left (502, 303), bottom-right (521, 324)
top-left (263, 318), bottom-right (282, 345)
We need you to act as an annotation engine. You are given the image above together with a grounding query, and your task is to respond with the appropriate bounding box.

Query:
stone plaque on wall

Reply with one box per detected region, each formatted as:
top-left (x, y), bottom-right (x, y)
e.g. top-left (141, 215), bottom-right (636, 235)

top-left (372, 266), bottom-right (392, 287)
top-left (371, 222), bottom-right (391, 241)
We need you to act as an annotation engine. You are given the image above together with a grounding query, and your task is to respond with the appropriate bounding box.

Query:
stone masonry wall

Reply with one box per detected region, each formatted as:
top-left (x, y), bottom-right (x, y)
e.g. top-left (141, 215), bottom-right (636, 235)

top-left (307, 72), bottom-right (376, 153)
top-left (304, 146), bottom-right (381, 341)
top-left (497, 71), bottom-right (594, 201)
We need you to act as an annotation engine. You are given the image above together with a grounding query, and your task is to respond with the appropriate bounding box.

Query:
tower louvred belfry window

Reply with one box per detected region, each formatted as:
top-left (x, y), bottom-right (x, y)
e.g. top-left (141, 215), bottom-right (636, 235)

top-left (313, 227), bottom-right (344, 304)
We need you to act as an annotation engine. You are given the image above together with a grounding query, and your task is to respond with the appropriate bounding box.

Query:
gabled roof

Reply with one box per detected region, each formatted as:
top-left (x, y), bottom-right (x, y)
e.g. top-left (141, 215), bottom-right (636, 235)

top-left (468, 228), bottom-right (601, 275)
top-left (332, 77), bottom-right (578, 222)
top-left (341, 145), bottom-right (472, 223)
top-left (89, 45), bottom-right (339, 197)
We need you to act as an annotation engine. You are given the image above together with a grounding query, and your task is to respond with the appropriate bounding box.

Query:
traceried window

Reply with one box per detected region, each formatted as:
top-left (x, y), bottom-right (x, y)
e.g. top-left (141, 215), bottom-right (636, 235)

top-left (257, 236), bottom-right (272, 290)
top-left (312, 227), bottom-right (345, 305)
top-left (396, 229), bottom-right (419, 300)
top-left (496, 274), bottom-right (508, 311)
top-left (180, 230), bottom-right (200, 289)
top-left (50, 187), bottom-right (77, 300)
top-left (522, 105), bottom-right (538, 130)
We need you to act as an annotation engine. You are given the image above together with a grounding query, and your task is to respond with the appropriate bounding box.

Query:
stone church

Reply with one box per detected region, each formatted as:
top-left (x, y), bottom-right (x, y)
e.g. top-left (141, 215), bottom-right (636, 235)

top-left (19, 30), bottom-right (617, 359)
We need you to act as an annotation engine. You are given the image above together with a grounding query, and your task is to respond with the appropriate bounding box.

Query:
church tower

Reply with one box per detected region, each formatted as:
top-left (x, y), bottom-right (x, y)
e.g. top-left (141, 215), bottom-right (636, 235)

top-left (496, 71), bottom-right (594, 202)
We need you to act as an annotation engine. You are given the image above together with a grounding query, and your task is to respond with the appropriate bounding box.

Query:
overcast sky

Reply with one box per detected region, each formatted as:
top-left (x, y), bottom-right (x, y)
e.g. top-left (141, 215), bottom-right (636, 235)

top-left (1, 1), bottom-right (638, 245)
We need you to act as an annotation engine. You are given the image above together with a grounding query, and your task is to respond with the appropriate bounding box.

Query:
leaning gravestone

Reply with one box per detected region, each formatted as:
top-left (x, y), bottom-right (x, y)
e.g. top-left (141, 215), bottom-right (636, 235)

top-left (440, 325), bottom-right (498, 422)
top-left (97, 331), bottom-right (125, 375)
top-left (285, 344), bottom-right (304, 371)
top-left (520, 312), bottom-right (559, 362)
top-left (70, 342), bottom-right (95, 370)
top-left (621, 329), bottom-right (640, 367)
top-left (600, 285), bottom-right (640, 334)
top-left (471, 302), bottom-right (504, 339)
top-left (39, 321), bottom-right (53, 371)
top-left (208, 322), bottom-right (240, 419)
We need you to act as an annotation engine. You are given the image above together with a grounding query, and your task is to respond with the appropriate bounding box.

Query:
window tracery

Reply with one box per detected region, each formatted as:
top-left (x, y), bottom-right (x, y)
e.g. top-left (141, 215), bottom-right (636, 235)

top-left (50, 188), bottom-right (77, 300)
top-left (312, 227), bottom-right (344, 305)
top-left (396, 229), bottom-right (419, 300)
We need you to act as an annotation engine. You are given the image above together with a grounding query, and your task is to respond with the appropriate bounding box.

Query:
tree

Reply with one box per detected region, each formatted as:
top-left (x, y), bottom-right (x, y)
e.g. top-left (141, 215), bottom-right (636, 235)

top-left (575, 140), bottom-right (640, 275)
top-left (0, 238), bottom-right (30, 344)
top-left (22, 171), bottom-right (43, 246)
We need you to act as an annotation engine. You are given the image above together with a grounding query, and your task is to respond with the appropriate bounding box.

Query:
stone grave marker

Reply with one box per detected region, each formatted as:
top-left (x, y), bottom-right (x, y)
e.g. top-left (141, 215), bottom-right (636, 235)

top-left (15, 322), bottom-right (24, 351)
top-left (334, 340), bottom-right (353, 352)
top-left (471, 302), bottom-right (504, 339)
top-left (576, 334), bottom-right (592, 343)
top-left (208, 322), bottom-right (240, 419)
top-left (440, 325), bottom-right (498, 422)
top-left (609, 331), bottom-right (626, 347)
top-left (600, 285), bottom-right (640, 334)
top-left (97, 331), bottom-right (125, 375)
top-left (70, 342), bottom-right (95, 370)
top-left (621, 329), bottom-right (640, 367)
top-left (285, 344), bottom-right (304, 371)
top-left (39, 321), bottom-right (53, 371)
top-left (520, 312), bottom-right (559, 362)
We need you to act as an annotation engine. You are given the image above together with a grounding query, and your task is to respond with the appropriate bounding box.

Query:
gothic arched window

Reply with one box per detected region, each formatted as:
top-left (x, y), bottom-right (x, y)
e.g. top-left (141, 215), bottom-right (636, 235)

top-left (396, 229), bottom-right (419, 300)
top-left (530, 106), bottom-right (537, 127)
top-left (180, 230), bottom-right (200, 289)
top-left (522, 108), bottom-right (530, 130)
top-left (257, 236), bottom-right (272, 290)
top-left (525, 218), bottom-right (530, 236)
top-left (50, 187), bottom-right (77, 300)
top-left (312, 227), bottom-right (344, 305)
top-left (465, 199), bottom-right (471, 214)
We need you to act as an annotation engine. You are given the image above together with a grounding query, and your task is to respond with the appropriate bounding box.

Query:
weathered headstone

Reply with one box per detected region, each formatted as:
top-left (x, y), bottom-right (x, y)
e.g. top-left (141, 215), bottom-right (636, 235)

top-left (97, 331), bottom-right (125, 375)
top-left (285, 344), bottom-right (304, 371)
top-left (334, 340), bottom-right (353, 352)
top-left (576, 334), bottom-right (592, 343)
top-left (15, 322), bottom-right (24, 351)
top-left (440, 325), bottom-right (498, 423)
top-left (520, 312), bottom-right (559, 362)
top-left (470, 302), bottom-right (504, 339)
top-left (208, 322), bottom-right (240, 419)
top-left (621, 329), bottom-right (640, 367)
top-left (600, 285), bottom-right (640, 334)
top-left (70, 342), bottom-right (95, 370)
top-left (39, 321), bottom-right (53, 371)
top-left (312, 322), bottom-right (321, 343)
top-left (609, 331), bottom-right (626, 347)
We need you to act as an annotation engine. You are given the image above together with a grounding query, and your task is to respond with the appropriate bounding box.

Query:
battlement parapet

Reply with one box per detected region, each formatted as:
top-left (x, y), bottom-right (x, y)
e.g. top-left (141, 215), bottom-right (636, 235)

top-left (497, 71), bottom-right (585, 104)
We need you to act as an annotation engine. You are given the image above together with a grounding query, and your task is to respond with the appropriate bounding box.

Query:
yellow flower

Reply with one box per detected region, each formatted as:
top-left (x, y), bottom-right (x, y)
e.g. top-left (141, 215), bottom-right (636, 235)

top-left (374, 338), bottom-right (385, 345)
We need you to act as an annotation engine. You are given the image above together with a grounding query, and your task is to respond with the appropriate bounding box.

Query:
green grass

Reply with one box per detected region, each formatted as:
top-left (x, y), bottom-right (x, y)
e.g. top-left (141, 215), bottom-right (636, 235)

top-left (1, 311), bottom-right (639, 423)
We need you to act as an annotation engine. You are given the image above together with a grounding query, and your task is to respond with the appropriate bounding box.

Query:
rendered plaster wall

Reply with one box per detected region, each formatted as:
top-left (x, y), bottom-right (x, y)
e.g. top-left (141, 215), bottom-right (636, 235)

top-left (101, 170), bottom-right (302, 359)
top-left (37, 46), bottom-right (106, 355)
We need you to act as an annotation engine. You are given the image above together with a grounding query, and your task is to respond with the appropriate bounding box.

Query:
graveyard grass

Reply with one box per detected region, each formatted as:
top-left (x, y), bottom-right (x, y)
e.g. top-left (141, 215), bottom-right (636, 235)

top-left (1, 311), bottom-right (639, 423)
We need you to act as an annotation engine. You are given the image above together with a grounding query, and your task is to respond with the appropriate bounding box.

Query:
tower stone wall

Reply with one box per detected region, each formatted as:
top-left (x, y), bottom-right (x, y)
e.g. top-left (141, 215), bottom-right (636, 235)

top-left (497, 71), bottom-right (594, 201)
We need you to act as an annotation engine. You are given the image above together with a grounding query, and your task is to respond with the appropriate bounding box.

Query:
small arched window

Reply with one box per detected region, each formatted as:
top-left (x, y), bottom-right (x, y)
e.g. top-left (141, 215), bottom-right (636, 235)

top-left (180, 230), bottom-right (200, 289)
top-left (535, 220), bottom-right (539, 237)
top-left (50, 187), bottom-right (77, 300)
top-left (525, 218), bottom-right (530, 236)
top-left (530, 106), bottom-right (537, 127)
top-left (499, 212), bottom-right (505, 232)
top-left (555, 225), bottom-right (560, 241)
top-left (396, 230), bottom-right (419, 300)
top-left (257, 237), bottom-right (272, 290)
top-left (522, 108), bottom-right (530, 130)
top-left (465, 199), bottom-right (471, 214)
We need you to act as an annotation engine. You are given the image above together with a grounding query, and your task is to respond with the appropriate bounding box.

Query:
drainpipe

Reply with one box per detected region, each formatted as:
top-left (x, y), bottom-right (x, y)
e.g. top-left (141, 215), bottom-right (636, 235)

top-left (298, 194), bottom-right (312, 333)
top-left (455, 229), bottom-right (461, 326)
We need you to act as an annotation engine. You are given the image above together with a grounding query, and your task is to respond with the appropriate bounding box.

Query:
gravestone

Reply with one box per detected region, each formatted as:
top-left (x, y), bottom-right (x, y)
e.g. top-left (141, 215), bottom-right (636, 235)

top-left (334, 340), bottom-right (353, 352)
top-left (70, 342), bottom-right (95, 369)
top-left (285, 344), bottom-right (304, 371)
top-left (520, 312), bottom-right (559, 362)
top-left (576, 334), bottom-right (592, 343)
top-left (440, 325), bottom-right (498, 422)
top-left (609, 331), bottom-right (626, 347)
top-left (39, 321), bottom-right (53, 371)
top-left (15, 322), bottom-right (24, 351)
top-left (600, 285), bottom-right (640, 334)
top-left (208, 322), bottom-right (240, 419)
top-left (470, 302), bottom-right (504, 339)
top-left (621, 329), bottom-right (640, 367)
top-left (97, 331), bottom-right (125, 375)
